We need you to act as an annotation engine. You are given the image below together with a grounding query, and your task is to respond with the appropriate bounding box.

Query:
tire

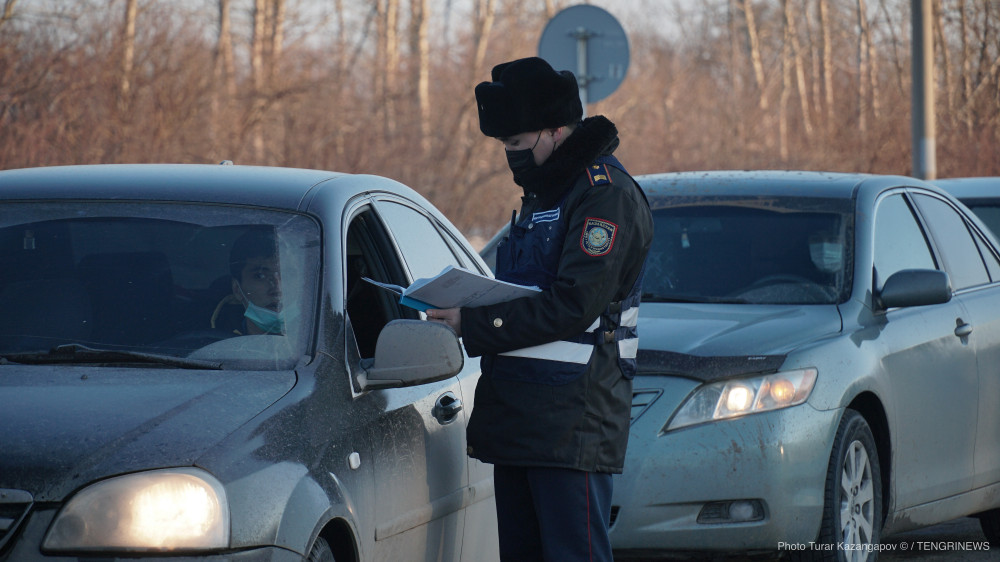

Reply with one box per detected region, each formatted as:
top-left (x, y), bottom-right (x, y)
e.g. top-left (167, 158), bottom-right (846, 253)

top-left (306, 536), bottom-right (337, 562)
top-left (976, 509), bottom-right (1000, 547)
top-left (790, 409), bottom-right (882, 561)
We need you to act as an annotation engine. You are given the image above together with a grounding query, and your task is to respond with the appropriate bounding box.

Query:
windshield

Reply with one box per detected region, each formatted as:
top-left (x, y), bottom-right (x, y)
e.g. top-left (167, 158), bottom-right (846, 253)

top-left (0, 202), bottom-right (320, 369)
top-left (643, 196), bottom-right (853, 304)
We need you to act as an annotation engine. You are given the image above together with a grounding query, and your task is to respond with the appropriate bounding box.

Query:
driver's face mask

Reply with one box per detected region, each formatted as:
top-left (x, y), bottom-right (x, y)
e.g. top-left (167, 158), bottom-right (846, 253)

top-left (236, 281), bottom-right (286, 334)
top-left (809, 236), bottom-right (843, 273)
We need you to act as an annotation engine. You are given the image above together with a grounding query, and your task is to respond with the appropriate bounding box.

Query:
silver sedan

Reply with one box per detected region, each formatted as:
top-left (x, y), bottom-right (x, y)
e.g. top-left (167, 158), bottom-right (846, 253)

top-left (610, 171), bottom-right (1000, 561)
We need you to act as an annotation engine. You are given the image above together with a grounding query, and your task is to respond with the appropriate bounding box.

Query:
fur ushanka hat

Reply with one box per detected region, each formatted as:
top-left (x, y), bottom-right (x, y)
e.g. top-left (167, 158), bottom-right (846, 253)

top-left (475, 57), bottom-right (583, 138)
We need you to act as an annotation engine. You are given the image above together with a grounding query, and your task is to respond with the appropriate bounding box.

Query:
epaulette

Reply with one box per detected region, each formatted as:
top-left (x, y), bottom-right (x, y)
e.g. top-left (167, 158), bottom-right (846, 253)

top-left (586, 162), bottom-right (613, 186)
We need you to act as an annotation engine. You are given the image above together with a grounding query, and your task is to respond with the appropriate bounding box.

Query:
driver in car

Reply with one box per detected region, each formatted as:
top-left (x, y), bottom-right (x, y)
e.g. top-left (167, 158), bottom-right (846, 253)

top-left (212, 227), bottom-right (287, 335)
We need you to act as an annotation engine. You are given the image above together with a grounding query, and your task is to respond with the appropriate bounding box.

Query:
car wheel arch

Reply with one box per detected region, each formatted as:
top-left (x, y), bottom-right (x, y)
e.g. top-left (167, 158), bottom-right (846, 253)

top-left (256, 468), bottom-right (363, 560)
top-left (845, 393), bottom-right (892, 527)
top-left (793, 407), bottom-right (885, 561)
top-left (312, 518), bottom-right (359, 562)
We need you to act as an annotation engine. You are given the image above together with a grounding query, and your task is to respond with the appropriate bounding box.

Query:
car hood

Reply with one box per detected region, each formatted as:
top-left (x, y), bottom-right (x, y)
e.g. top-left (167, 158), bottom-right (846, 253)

top-left (636, 303), bottom-right (843, 382)
top-left (0, 366), bottom-right (295, 501)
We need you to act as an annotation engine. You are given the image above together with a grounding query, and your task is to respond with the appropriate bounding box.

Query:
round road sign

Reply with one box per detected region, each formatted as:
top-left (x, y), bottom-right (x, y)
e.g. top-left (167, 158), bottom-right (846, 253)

top-left (538, 4), bottom-right (629, 105)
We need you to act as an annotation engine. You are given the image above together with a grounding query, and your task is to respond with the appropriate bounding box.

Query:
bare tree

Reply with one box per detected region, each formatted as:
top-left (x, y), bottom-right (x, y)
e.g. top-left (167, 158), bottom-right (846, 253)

top-left (3, 0), bottom-right (1000, 225)
top-left (215, 0), bottom-right (235, 98)
top-left (739, 0), bottom-right (768, 111)
top-left (934, 0), bottom-right (954, 113)
top-left (1, 0), bottom-right (17, 29)
top-left (472, 0), bottom-right (496, 73)
top-left (867, 0), bottom-right (880, 121)
top-left (375, 0), bottom-right (400, 137)
top-left (804, 1), bottom-right (821, 130)
top-left (728, 0), bottom-right (746, 140)
top-left (785, 0), bottom-right (813, 139)
top-left (119, 0), bottom-right (137, 113)
top-left (543, 0), bottom-right (558, 19)
top-left (856, 0), bottom-right (871, 133)
top-left (211, 0), bottom-right (236, 151)
top-left (819, 0), bottom-right (834, 127)
top-left (410, 0), bottom-right (430, 150)
top-left (250, 0), bottom-right (267, 160)
top-left (445, 0), bottom-right (496, 169)
top-left (274, 0), bottom-right (286, 69)
top-left (957, 0), bottom-right (973, 135)
top-left (780, 0), bottom-right (791, 160)
top-left (241, 0), bottom-right (286, 163)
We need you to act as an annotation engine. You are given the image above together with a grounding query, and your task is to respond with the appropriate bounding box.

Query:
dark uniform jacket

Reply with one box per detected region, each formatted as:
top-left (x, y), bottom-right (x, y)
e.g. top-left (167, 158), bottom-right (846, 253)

top-left (461, 116), bottom-right (653, 474)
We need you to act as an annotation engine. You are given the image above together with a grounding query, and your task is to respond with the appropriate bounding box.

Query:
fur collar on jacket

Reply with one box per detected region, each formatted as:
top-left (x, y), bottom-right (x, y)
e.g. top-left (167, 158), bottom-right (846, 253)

top-left (517, 115), bottom-right (621, 209)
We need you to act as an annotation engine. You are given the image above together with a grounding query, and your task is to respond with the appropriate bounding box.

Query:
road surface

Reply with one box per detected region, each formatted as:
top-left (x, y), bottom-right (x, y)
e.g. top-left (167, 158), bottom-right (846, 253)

top-left (880, 517), bottom-right (992, 561)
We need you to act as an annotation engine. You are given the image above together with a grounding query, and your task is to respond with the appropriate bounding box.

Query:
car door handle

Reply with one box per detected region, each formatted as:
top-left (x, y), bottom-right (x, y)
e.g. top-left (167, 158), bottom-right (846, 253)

top-left (955, 322), bottom-right (973, 338)
top-left (432, 392), bottom-right (463, 425)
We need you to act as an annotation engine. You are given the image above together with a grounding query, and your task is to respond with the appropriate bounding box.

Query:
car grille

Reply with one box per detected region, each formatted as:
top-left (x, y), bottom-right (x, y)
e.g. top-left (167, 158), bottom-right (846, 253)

top-left (630, 389), bottom-right (661, 424)
top-left (0, 489), bottom-right (32, 552)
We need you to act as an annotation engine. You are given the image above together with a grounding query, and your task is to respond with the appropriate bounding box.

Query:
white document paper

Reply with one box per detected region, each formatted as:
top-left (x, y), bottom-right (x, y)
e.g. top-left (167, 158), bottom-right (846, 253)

top-left (363, 265), bottom-right (539, 311)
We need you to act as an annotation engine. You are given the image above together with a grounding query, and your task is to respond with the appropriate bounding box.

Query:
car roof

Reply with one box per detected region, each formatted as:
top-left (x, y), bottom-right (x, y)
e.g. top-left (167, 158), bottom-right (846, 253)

top-left (0, 164), bottom-right (365, 210)
top-left (934, 177), bottom-right (1000, 200)
top-left (636, 170), bottom-right (923, 200)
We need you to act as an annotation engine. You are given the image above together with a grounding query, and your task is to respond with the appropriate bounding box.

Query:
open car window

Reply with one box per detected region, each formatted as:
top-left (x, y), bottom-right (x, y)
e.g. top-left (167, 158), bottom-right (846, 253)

top-left (0, 202), bottom-right (320, 370)
top-left (344, 207), bottom-right (421, 360)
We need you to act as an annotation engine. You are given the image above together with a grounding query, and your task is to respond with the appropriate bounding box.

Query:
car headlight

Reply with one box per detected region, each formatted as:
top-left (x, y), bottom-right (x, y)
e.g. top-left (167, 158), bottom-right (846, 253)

top-left (43, 468), bottom-right (229, 552)
top-left (666, 368), bottom-right (817, 431)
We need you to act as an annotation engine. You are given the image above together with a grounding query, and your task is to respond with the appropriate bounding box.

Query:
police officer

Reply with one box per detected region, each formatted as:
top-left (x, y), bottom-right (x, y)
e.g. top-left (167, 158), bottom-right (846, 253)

top-left (427, 57), bottom-right (653, 561)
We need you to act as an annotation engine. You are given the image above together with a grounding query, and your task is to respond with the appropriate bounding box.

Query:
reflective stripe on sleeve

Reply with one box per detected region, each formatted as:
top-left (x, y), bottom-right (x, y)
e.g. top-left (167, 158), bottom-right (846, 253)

top-left (620, 306), bottom-right (639, 327)
top-left (618, 338), bottom-right (638, 359)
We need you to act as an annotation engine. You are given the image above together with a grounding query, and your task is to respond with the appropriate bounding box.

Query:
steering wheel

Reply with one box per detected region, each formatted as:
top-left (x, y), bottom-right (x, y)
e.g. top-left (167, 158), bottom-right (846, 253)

top-left (730, 274), bottom-right (835, 303)
top-left (746, 274), bottom-right (818, 289)
top-left (154, 329), bottom-right (234, 353)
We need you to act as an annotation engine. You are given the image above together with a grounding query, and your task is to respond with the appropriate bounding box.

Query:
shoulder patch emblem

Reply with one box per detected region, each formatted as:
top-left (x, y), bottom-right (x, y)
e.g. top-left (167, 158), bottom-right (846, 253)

top-left (587, 163), bottom-right (613, 186)
top-left (581, 217), bottom-right (618, 256)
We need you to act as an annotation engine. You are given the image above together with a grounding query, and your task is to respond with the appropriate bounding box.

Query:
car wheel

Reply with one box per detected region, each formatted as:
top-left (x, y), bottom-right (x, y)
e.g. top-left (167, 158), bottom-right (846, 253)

top-left (790, 409), bottom-right (882, 561)
top-left (976, 508), bottom-right (1000, 547)
top-left (307, 536), bottom-right (337, 562)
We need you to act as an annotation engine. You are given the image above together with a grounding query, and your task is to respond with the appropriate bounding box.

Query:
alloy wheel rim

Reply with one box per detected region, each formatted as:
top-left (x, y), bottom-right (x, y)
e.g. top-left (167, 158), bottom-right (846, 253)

top-left (839, 439), bottom-right (875, 561)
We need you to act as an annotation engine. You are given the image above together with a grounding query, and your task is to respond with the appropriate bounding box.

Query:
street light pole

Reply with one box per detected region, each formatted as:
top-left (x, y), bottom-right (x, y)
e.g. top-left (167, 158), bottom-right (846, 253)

top-left (911, 0), bottom-right (936, 180)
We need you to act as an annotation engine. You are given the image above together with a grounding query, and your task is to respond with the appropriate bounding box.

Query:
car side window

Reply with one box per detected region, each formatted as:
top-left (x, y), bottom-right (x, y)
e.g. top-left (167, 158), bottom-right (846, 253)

top-left (911, 193), bottom-right (990, 290)
top-left (973, 232), bottom-right (1000, 282)
top-left (963, 202), bottom-right (1000, 238)
top-left (873, 194), bottom-right (936, 287)
top-left (376, 199), bottom-right (468, 279)
top-left (345, 207), bottom-right (418, 359)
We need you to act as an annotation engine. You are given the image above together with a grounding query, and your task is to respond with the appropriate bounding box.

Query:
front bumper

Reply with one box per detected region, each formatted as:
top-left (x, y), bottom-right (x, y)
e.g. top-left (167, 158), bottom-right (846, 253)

top-left (610, 375), bottom-right (842, 554)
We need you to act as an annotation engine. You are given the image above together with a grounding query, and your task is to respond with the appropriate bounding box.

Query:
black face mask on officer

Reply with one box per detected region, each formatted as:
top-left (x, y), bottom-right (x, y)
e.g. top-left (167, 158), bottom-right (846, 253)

top-left (505, 131), bottom-right (543, 183)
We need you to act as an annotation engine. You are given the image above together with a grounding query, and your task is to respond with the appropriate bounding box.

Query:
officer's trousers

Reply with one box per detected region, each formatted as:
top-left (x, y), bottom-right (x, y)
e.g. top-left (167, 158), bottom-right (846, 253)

top-left (493, 464), bottom-right (613, 562)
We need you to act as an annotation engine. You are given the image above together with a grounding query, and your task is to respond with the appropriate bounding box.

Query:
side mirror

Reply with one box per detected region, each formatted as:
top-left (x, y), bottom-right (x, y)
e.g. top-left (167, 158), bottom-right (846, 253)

top-left (877, 269), bottom-right (951, 310)
top-left (360, 319), bottom-right (464, 390)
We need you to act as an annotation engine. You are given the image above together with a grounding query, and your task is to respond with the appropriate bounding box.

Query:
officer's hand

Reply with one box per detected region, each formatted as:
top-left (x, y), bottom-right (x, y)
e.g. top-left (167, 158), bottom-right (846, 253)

top-left (426, 308), bottom-right (462, 337)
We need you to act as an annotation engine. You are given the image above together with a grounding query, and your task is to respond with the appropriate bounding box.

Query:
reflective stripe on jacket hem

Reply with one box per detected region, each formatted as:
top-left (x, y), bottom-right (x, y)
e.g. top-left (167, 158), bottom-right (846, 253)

top-left (499, 339), bottom-right (593, 364)
top-left (497, 317), bottom-right (602, 363)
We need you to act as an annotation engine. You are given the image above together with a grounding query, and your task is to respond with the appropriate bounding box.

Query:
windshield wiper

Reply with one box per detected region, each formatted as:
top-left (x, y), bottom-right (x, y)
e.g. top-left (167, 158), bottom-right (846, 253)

top-left (0, 343), bottom-right (222, 370)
